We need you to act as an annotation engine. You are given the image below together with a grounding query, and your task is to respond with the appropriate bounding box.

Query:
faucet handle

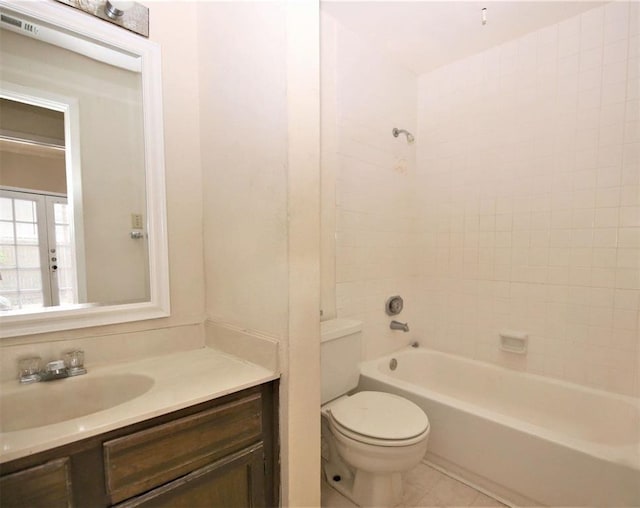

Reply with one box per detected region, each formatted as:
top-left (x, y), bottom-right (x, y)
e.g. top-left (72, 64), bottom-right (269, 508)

top-left (64, 350), bottom-right (87, 376)
top-left (18, 356), bottom-right (42, 384)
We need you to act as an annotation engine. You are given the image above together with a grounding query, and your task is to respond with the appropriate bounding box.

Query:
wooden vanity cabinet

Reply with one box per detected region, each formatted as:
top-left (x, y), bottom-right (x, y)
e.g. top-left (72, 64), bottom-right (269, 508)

top-left (0, 382), bottom-right (279, 508)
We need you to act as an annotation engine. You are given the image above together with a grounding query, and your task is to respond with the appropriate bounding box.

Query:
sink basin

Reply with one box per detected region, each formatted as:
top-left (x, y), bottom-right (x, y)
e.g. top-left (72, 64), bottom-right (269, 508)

top-left (0, 373), bottom-right (154, 432)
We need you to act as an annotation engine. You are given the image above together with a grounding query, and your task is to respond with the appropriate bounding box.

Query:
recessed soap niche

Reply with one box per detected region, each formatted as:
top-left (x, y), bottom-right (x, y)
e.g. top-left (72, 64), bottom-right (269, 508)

top-left (499, 331), bottom-right (528, 355)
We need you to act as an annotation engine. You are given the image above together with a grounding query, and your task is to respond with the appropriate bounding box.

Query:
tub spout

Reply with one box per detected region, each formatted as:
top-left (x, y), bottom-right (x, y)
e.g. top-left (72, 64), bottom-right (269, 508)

top-left (390, 320), bottom-right (409, 332)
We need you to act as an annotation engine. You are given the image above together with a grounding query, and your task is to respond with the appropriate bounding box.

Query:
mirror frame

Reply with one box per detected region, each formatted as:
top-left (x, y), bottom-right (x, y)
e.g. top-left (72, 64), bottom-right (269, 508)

top-left (0, 0), bottom-right (170, 337)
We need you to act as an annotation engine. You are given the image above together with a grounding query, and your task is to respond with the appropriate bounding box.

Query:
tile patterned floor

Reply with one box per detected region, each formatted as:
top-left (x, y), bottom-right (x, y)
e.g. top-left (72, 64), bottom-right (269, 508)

top-left (321, 462), bottom-right (507, 508)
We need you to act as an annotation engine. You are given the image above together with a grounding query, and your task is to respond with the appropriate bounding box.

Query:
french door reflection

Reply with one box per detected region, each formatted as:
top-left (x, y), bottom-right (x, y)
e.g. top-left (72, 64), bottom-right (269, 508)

top-left (0, 189), bottom-right (77, 311)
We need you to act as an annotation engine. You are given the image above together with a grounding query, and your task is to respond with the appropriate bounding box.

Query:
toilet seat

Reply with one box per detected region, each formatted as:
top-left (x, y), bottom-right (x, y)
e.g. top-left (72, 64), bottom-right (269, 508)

top-left (328, 414), bottom-right (429, 447)
top-left (327, 391), bottom-right (429, 447)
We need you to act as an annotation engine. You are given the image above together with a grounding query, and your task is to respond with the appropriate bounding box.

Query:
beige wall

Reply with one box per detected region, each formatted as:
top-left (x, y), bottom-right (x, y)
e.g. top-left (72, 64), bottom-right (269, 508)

top-left (197, 2), bottom-right (320, 505)
top-left (283, 3), bottom-right (321, 505)
top-left (0, 98), bottom-right (65, 141)
top-left (0, 99), bottom-right (66, 193)
top-left (198, 2), bottom-right (289, 338)
top-left (0, 149), bottom-right (66, 194)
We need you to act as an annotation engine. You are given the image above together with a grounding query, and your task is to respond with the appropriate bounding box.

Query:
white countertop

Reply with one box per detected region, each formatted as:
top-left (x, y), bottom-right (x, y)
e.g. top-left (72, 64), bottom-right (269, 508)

top-left (0, 347), bottom-right (279, 463)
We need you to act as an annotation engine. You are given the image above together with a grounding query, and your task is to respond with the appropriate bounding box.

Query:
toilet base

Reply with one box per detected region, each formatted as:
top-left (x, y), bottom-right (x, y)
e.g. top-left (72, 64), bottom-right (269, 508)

top-left (323, 457), bottom-right (355, 502)
top-left (355, 471), bottom-right (403, 507)
top-left (323, 458), bottom-right (403, 507)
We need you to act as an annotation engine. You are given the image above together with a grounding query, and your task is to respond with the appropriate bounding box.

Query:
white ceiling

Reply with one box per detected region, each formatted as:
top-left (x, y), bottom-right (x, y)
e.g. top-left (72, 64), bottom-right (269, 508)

top-left (321, 1), bottom-right (606, 75)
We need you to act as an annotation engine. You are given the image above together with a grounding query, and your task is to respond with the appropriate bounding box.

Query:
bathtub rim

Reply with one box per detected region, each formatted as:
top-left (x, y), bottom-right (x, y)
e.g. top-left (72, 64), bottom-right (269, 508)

top-left (359, 346), bottom-right (640, 471)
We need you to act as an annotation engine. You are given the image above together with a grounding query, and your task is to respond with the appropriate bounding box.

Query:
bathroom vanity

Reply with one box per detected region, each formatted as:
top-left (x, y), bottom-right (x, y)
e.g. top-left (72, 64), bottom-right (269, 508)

top-left (0, 348), bottom-right (280, 508)
top-left (0, 382), bottom-right (278, 508)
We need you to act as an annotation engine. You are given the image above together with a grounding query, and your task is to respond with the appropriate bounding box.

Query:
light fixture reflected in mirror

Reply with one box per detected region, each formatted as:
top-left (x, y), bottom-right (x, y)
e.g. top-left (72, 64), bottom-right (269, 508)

top-left (54, 0), bottom-right (148, 38)
top-left (104, 0), bottom-right (134, 20)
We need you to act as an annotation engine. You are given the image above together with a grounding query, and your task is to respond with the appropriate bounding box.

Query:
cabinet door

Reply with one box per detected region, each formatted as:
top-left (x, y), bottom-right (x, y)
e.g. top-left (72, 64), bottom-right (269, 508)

top-left (114, 443), bottom-right (265, 508)
top-left (0, 457), bottom-right (73, 508)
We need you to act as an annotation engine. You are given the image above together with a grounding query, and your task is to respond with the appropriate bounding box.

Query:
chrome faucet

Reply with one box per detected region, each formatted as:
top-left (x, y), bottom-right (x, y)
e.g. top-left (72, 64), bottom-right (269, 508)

top-left (390, 320), bottom-right (409, 332)
top-left (18, 350), bottom-right (87, 384)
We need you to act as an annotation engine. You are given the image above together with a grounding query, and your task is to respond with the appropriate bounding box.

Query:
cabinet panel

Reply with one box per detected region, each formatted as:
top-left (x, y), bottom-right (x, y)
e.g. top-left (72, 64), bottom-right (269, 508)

top-left (0, 457), bottom-right (73, 508)
top-left (114, 443), bottom-right (265, 508)
top-left (104, 393), bottom-right (262, 503)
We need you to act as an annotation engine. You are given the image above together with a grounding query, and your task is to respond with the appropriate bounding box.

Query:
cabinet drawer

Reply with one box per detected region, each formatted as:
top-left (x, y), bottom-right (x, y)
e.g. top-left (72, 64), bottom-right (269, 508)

top-left (0, 457), bottom-right (73, 508)
top-left (113, 443), bottom-right (265, 508)
top-left (104, 393), bottom-right (262, 503)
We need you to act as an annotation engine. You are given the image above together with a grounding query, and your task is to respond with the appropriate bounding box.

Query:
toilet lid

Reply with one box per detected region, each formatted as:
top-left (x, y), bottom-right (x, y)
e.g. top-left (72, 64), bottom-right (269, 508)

top-left (329, 391), bottom-right (429, 440)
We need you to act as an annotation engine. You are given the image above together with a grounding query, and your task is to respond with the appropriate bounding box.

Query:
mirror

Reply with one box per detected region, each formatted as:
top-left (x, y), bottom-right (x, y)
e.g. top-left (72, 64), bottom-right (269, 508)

top-left (0, 0), bottom-right (169, 337)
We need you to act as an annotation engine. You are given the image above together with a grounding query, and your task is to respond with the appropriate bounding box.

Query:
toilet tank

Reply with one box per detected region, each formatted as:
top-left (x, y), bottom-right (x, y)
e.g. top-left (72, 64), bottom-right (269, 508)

top-left (321, 318), bottom-right (363, 404)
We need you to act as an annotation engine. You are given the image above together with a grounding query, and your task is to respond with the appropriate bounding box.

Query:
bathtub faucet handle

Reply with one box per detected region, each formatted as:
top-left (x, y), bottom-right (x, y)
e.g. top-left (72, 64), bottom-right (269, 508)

top-left (390, 320), bottom-right (409, 332)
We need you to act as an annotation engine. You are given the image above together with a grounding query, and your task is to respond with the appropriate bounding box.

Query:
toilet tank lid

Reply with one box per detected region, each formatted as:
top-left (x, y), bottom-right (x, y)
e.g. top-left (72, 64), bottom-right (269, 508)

top-left (321, 318), bottom-right (363, 342)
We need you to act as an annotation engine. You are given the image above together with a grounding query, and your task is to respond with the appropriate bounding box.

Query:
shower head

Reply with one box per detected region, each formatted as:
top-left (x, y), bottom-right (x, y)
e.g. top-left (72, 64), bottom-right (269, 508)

top-left (392, 127), bottom-right (415, 144)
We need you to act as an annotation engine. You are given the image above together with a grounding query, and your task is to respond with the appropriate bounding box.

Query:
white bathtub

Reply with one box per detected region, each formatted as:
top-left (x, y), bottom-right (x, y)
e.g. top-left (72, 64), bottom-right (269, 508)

top-left (358, 347), bottom-right (640, 507)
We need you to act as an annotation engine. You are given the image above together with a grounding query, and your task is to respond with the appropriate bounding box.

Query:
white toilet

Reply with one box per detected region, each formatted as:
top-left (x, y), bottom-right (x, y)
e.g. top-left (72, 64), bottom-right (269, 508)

top-left (321, 319), bottom-right (430, 507)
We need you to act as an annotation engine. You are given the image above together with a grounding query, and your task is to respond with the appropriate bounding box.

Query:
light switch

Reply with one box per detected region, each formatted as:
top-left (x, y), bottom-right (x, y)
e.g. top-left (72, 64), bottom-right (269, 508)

top-left (131, 213), bottom-right (144, 229)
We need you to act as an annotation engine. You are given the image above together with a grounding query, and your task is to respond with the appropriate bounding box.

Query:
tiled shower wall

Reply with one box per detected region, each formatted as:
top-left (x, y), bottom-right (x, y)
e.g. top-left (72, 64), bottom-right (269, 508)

top-left (323, 15), bottom-right (419, 360)
top-left (325, 2), bottom-right (639, 396)
top-left (415, 2), bottom-right (639, 396)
